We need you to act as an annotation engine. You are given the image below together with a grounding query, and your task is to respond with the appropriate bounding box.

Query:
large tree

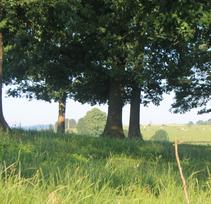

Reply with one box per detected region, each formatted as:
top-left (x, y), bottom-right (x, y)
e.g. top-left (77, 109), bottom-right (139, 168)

top-left (74, 0), bottom-right (144, 138)
top-left (0, 0), bottom-right (20, 130)
top-left (127, 0), bottom-right (211, 139)
top-left (73, 1), bottom-right (175, 139)
top-left (3, 0), bottom-right (94, 133)
top-left (73, 1), bottom-right (167, 139)
top-left (163, 1), bottom-right (211, 113)
top-left (0, 32), bottom-right (9, 130)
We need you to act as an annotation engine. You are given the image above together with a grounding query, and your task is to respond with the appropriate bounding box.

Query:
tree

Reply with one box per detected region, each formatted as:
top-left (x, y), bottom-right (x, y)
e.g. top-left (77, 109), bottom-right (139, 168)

top-left (3, 0), bottom-right (94, 133)
top-left (76, 108), bottom-right (107, 136)
top-left (0, 33), bottom-right (9, 130)
top-left (0, 0), bottom-right (20, 130)
top-left (151, 129), bottom-right (169, 142)
top-left (127, 0), bottom-right (211, 139)
top-left (71, 1), bottom-right (126, 138)
top-left (188, 121), bottom-right (194, 126)
top-left (164, 1), bottom-right (211, 115)
top-left (74, 0), bottom-right (152, 139)
top-left (196, 120), bottom-right (205, 125)
top-left (74, 1), bottom-right (211, 140)
top-left (207, 119), bottom-right (211, 125)
top-left (118, 2), bottom-right (186, 139)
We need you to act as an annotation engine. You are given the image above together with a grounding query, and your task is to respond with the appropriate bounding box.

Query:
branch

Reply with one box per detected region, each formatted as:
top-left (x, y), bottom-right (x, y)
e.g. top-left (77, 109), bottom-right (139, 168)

top-left (174, 141), bottom-right (190, 204)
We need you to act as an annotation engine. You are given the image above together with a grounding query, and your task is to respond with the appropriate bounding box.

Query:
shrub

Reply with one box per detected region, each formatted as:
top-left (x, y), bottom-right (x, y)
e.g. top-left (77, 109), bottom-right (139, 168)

top-left (151, 129), bottom-right (169, 141)
top-left (76, 108), bottom-right (107, 136)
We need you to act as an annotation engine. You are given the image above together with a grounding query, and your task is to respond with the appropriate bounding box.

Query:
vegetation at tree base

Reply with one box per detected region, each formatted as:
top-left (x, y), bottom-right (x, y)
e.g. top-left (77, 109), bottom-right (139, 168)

top-left (77, 108), bottom-right (107, 136)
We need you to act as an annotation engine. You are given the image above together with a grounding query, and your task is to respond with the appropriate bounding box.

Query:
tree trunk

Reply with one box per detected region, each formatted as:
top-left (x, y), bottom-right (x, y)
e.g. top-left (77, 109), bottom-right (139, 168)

top-left (128, 86), bottom-right (143, 140)
top-left (57, 94), bottom-right (66, 134)
top-left (102, 79), bottom-right (125, 138)
top-left (0, 33), bottom-right (10, 131)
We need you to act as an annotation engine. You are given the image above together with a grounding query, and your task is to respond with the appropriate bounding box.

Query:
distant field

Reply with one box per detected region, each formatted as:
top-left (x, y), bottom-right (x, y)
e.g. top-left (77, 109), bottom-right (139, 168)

top-left (140, 124), bottom-right (211, 142)
top-left (0, 130), bottom-right (211, 203)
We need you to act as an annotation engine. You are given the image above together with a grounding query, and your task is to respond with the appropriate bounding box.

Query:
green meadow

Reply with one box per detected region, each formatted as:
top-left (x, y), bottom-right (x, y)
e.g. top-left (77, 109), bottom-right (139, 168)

top-left (0, 128), bottom-right (211, 204)
top-left (141, 124), bottom-right (211, 142)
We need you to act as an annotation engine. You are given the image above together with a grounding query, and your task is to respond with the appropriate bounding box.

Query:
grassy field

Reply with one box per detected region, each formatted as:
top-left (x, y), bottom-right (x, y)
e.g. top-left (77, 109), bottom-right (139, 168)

top-left (141, 124), bottom-right (211, 142)
top-left (0, 129), bottom-right (211, 203)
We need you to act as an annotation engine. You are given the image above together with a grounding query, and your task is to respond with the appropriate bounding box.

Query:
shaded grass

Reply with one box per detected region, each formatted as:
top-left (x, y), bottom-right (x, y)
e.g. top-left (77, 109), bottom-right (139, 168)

top-left (0, 129), bottom-right (211, 203)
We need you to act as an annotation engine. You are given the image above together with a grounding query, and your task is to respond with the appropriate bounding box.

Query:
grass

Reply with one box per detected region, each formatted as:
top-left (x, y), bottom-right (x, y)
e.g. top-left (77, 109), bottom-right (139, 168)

top-left (141, 124), bottom-right (211, 142)
top-left (0, 129), bottom-right (211, 203)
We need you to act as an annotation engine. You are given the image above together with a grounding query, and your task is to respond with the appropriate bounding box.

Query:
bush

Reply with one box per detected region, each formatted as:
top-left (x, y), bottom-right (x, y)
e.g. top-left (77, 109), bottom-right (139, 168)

top-left (76, 108), bottom-right (107, 136)
top-left (150, 129), bottom-right (169, 141)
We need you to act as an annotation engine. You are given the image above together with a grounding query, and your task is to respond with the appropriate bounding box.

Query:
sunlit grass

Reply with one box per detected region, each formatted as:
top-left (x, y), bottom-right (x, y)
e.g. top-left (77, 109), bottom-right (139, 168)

top-left (0, 129), bottom-right (211, 203)
top-left (141, 124), bottom-right (211, 142)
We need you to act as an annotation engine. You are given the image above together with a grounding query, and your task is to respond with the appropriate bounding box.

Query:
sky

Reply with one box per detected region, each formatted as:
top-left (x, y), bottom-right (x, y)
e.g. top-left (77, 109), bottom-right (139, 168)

top-left (3, 87), bottom-right (211, 127)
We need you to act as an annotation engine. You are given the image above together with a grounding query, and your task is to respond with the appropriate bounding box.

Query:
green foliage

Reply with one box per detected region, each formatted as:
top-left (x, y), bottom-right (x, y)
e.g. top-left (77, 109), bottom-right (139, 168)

top-left (0, 130), bottom-right (211, 203)
top-left (73, 0), bottom-right (211, 111)
top-left (77, 108), bottom-right (107, 136)
top-left (188, 121), bottom-right (194, 126)
top-left (151, 129), bottom-right (169, 142)
top-left (3, 0), bottom-right (94, 103)
top-left (1, 1), bottom-right (210, 137)
top-left (167, 1), bottom-right (211, 114)
top-left (196, 119), bottom-right (211, 125)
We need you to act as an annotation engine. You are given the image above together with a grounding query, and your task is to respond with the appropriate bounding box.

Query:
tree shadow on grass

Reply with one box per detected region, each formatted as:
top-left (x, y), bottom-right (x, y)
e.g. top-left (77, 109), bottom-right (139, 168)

top-left (2, 129), bottom-right (211, 184)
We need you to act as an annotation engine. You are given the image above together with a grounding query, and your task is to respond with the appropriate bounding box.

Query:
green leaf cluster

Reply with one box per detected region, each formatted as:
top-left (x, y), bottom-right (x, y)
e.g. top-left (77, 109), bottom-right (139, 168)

top-left (77, 108), bottom-right (107, 136)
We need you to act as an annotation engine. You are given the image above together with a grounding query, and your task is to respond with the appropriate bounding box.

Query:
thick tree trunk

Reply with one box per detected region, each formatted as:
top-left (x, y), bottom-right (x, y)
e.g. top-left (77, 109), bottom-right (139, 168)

top-left (102, 79), bottom-right (125, 138)
top-left (57, 94), bottom-right (66, 134)
top-left (0, 33), bottom-right (10, 131)
top-left (128, 86), bottom-right (143, 140)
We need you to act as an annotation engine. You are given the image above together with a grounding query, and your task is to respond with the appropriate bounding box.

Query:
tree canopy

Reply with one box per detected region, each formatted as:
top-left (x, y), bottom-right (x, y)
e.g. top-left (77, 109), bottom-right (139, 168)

top-left (0, 0), bottom-right (210, 137)
top-left (77, 108), bottom-right (107, 136)
top-left (2, 0), bottom-right (101, 132)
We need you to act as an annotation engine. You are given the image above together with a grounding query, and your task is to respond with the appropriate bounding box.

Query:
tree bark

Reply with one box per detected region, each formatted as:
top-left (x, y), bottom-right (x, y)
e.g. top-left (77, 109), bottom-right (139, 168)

top-left (0, 33), bottom-right (10, 131)
top-left (57, 94), bottom-right (66, 134)
top-left (102, 79), bottom-right (125, 138)
top-left (128, 86), bottom-right (143, 140)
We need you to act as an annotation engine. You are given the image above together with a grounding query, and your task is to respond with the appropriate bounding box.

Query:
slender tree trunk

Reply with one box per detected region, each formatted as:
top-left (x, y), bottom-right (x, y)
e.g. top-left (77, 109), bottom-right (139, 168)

top-left (0, 33), bottom-right (9, 131)
top-left (102, 79), bottom-right (125, 138)
top-left (128, 86), bottom-right (143, 140)
top-left (57, 94), bottom-right (66, 134)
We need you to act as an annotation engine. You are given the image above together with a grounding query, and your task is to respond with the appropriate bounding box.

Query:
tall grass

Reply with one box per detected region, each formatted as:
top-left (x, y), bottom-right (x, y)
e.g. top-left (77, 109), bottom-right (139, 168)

top-left (0, 129), bottom-right (211, 203)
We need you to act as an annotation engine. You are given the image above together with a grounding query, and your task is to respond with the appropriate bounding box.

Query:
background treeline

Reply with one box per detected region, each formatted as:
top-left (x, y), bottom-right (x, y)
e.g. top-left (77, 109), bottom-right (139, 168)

top-left (0, 0), bottom-right (210, 140)
top-left (53, 108), bottom-right (106, 136)
top-left (189, 119), bottom-right (211, 125)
